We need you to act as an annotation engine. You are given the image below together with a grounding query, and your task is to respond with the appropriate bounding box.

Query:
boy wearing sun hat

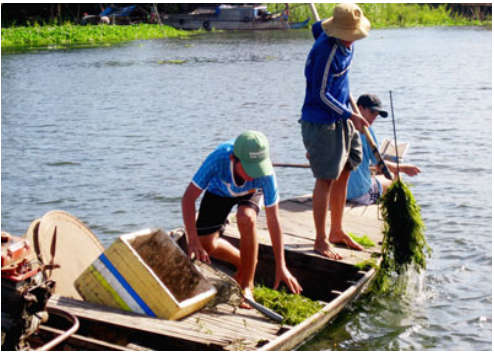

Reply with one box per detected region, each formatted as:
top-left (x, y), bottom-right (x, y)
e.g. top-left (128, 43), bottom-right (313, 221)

top-left (300, 3), bottom-right (371, 259)
top-left (182, 131), bottom-right (302, 303)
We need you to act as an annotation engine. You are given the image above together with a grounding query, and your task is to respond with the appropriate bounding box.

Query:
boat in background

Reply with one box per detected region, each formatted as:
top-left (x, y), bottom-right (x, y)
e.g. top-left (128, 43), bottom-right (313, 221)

top-left (162, 4), bottom-right (310, 31)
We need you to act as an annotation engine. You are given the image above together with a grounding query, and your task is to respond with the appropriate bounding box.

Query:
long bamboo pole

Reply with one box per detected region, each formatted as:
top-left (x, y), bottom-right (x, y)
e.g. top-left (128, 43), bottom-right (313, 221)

top-left (309, 3), bottom-right (320, 22)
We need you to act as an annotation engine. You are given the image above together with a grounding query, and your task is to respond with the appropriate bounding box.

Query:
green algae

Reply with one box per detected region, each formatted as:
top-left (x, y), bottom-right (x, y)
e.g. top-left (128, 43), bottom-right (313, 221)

top-left (373, 180), bottom-right (432, 293)
top-left (253, 285), bottom-right (323, 326)
top-left (349, 232), bottom-right (376, 249)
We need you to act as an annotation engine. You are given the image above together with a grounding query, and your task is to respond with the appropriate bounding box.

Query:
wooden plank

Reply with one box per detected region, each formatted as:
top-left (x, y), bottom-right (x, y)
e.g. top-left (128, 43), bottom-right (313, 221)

top-left (47, 295), bottom-right (282, 351)
top-left (224, 195), bottom-right (383, 268)
top-left (47, 296), bottom-right (228, 348)
top-left (37, 326), bottom-right (130, 351)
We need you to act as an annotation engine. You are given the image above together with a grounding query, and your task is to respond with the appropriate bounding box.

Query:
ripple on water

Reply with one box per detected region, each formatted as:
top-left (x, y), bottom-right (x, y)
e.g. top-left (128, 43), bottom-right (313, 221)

top-left (45, 161), bottom-right (81, 167)
top-left (2, 27), bottom-right (492, 351)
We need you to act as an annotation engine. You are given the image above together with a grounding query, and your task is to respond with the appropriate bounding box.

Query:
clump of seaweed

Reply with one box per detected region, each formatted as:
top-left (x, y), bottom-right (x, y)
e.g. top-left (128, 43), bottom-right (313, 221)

top-left (253, 286), bottom-right (323, 326)
top-left (374, 180), bottom-right (431, 293)
top-left (349, 232), bottom-right (376, 248)
top-left (354, 259), bottom-right (378, 271)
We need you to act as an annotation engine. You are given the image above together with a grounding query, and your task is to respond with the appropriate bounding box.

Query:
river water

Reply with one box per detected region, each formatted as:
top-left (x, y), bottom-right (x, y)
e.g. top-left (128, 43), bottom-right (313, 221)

top-left (2, 27), bottom-right (491, 350)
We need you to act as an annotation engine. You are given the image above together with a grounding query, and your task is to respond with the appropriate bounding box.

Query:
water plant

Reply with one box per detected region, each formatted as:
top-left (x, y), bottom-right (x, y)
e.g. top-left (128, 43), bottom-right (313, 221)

top-left (349, 232), bottom-right (375, 249)
top-left (1, 23), bottom-right (196, 53)
top-left (354, 259), bottom-right (378, 271)
top-left (253, 285), bottom-right (323, 326)
top-left (373, 180), bottom-right (432, 293)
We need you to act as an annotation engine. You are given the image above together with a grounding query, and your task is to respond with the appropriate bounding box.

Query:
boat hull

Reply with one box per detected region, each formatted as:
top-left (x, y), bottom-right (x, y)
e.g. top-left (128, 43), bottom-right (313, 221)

top-left (25, 196), bottom-right (383, 350)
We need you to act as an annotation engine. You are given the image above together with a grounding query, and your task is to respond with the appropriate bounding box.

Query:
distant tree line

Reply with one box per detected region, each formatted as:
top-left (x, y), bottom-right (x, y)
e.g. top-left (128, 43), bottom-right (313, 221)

top-left (1, 3), bottom-right (491, 27)
top-left (432, 3), bottom-right (491, 21)
top-left (1, 3), bottom-right (221, 27)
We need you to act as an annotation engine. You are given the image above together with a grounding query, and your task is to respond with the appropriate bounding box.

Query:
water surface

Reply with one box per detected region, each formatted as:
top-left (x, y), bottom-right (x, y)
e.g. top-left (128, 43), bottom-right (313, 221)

top-left (2, 27), bottom-right (491, 350)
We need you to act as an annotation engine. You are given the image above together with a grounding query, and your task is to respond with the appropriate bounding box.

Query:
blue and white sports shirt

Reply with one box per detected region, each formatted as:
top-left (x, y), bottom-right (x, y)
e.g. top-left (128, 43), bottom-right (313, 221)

top-left (192, 140), bottom-right (279, 207)
top-left (301, 21), bottom-right (354, 124)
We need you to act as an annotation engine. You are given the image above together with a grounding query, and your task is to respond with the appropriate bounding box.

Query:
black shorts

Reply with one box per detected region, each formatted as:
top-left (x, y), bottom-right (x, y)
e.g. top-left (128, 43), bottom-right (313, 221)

top-left (196, 190), bottom-right (263, 236)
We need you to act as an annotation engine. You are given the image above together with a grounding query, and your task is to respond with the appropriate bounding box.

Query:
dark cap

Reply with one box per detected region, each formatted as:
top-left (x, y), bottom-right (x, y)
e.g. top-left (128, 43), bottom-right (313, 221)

top-left (357, 94), bottom-right (388, 118)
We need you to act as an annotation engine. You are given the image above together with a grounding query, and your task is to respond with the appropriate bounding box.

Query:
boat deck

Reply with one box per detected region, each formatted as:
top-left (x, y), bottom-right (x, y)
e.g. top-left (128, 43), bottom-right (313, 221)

top-left (44, 196), bottom-right (383, 351)
top-left (224, 195), bottom-right (383, 266)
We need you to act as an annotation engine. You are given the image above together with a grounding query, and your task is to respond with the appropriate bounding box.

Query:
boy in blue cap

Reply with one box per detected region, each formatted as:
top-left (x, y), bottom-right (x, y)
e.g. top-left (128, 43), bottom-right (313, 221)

top-left (347, 94), bottom-right (421, 205)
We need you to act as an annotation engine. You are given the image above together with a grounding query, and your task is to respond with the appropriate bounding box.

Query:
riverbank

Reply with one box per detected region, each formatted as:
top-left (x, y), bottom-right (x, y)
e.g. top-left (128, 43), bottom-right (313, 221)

top-left (1, 23), bottom-right (197, 53)
top-left (1, 3), bottom-right (491, 54)
top-left (270, 3), bottom-right (491, 28)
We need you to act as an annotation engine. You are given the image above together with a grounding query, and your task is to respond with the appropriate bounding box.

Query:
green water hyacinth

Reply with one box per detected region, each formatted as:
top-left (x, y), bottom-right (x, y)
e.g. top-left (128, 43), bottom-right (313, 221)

top-left (1, 23), bottom-right (195, 53)
top-left (374, 180), bottom-right (431, 293)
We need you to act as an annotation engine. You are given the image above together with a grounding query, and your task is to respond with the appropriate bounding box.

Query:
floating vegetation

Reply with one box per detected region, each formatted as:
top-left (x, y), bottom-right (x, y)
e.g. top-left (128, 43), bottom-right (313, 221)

top-left (1, 23), bottom-right (197, 53)
top-left (349, 232), bottom-right (375, 249)
top-left (253, 285), bottom-right (323, 326)
top-left (373, 180), bottom-right (431, 293)
top-left (158, 59), bottom-right (187, 65)
top-left (354, 259), bottom-right (378, 271)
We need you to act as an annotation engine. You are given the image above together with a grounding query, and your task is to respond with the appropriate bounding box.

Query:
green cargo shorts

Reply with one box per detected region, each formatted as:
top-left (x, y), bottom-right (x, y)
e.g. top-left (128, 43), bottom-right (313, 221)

top-left (300, 119), bottom-right (363, 180)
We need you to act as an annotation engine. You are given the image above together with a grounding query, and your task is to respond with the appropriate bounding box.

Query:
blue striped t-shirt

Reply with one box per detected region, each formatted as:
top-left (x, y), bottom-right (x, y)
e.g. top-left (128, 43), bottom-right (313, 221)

top-left (301, 21), bottom-right (354, 124)
top-left (192, 141), bottom-right (279, 207)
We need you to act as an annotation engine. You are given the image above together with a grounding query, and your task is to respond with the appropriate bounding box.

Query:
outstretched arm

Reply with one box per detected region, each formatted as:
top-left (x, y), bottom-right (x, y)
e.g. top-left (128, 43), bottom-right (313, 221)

top-left (181, 183), bottom-right (210, 263)
top-left (385, 161), bottom-right (421, 177)
top-left (265, 204), bottom-right (302, 294)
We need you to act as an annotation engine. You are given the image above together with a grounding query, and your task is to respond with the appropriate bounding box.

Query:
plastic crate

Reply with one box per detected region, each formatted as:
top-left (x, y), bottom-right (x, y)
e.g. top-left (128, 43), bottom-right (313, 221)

top-left (75, 228), bottom-right (216, 320)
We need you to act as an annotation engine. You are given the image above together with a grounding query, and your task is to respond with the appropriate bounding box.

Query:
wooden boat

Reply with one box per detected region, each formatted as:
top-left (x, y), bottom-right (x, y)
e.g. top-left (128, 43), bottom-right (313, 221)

top-left (25, 195), bottom-right (383, 350)
top-left (162, 5), bottom-right (310, 31)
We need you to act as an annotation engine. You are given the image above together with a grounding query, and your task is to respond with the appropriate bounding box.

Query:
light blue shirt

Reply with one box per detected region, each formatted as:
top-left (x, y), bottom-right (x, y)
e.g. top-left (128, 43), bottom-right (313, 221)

top-left (347, 127), bottom-right (379, 200)
top-left (192, 141), bottom-right (279, 207)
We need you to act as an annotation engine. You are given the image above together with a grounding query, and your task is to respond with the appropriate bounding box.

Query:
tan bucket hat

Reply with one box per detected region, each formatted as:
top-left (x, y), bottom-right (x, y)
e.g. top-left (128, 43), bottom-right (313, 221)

top-left (322, 3), bottom-right (371, 41)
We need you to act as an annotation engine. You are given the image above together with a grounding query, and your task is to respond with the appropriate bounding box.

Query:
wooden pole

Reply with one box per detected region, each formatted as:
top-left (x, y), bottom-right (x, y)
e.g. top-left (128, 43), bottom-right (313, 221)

top-left (153, 4), bottom-right (163, 25)
top-left (309, 3), bottom-right (320, 22)
top-left (273, 163), bottom-right (310, 169)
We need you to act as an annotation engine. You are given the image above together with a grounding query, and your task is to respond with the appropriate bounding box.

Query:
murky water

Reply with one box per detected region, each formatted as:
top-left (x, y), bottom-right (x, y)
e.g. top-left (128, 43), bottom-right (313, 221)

top-left (2, 27), bottom-right (491, 350)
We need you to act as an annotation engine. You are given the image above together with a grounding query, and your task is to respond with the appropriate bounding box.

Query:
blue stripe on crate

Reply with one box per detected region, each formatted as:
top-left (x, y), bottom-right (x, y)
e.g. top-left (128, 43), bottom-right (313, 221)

top-left (98, 253), bottom-right (156, 317)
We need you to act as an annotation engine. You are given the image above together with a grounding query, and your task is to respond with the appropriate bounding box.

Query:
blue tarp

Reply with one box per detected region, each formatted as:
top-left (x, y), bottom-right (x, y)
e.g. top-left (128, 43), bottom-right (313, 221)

top-left (100, 5), bottom-right (136, 17)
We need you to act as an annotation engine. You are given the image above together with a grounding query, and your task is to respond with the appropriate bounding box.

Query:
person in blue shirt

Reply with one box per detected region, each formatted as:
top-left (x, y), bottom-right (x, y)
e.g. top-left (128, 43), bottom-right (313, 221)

top-left (182, 131), bottom-right (302, 305)
top-left (347, 94), bottom-right (421, 205)
top-left (300, 3), bottom-right (370, 259)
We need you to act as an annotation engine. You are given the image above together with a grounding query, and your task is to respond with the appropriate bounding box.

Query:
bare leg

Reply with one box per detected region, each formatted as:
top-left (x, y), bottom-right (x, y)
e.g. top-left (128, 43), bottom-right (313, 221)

top-left (236, 206), bottom-right (258, 292)
top-left (200, 230), bottom-right (252, 309)
top-left (328, 166), bottom-right (364, 251)
top-left (312, 178), bottom-right (342, 259)
top-left (199, 231), bottom-right (241, 268)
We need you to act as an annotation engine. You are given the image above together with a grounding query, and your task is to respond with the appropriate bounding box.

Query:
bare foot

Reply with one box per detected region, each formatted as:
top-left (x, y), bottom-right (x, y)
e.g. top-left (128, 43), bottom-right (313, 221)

top-left (314, 239), bottom-right (343, 260)
top-left (329, 230), bottom-right (364, 251)
top-left (239, 300), bottom-right (253, 309)
top-left (239, 287), bottom-right (254, 309)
